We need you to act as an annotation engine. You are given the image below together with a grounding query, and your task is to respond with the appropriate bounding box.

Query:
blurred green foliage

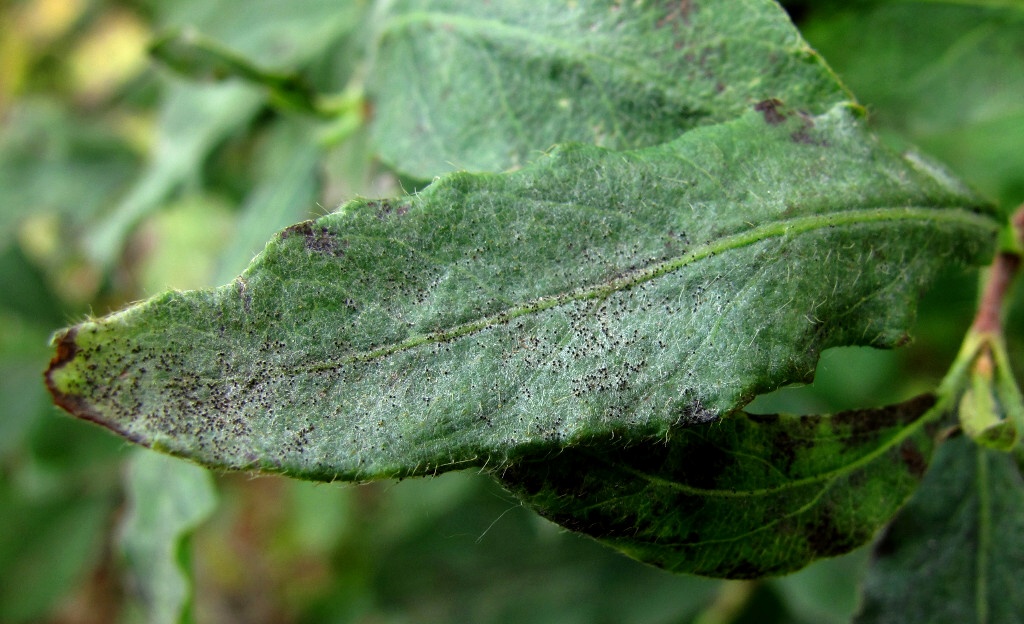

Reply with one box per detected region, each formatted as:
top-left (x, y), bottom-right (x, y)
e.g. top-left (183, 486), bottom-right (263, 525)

top-left (2, 0), bottom-right (1022, 622)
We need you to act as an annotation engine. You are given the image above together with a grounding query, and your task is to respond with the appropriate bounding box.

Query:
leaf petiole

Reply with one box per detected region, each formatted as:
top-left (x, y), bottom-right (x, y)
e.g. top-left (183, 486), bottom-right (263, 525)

top-left (948, 206), bottom-right (1024, 450)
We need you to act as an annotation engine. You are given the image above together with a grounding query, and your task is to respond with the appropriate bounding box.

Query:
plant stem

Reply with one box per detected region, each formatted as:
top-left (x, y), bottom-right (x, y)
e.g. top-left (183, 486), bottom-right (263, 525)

top-left (945, 205), bottom-right (1024, 449)
top-left (971, 251), bottom-right (1020, 335)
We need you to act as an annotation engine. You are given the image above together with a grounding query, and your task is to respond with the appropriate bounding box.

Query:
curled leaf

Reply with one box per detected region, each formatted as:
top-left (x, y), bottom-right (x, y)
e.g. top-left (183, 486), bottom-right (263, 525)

top-left (46, 104), bottom-right (996, 481)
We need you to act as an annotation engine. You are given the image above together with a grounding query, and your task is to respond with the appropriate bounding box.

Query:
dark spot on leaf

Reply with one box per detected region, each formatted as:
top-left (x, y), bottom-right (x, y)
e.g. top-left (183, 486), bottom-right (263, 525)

top-left (899, 439), bottom-right (927, 478)
top-left (674, 398), bottom-right (715, 424)
top-left (367, 199), bottom-right (412, 219)
top-left (770, 431), bottom-right (800, 471)
top-left (754, 98), bottom-right (787, 125)
top-left (790, 112), bottom-right (826, 146)
top-left (831, 394), bottom-right (936, 442)
top-left (44, 328), bottom-right (149, 446)
top-left (280, 220), bottom-right (347, 256)
top-left (790, 127), bottom-right (817, 145)
top-left (805, 506), bottom-right (863, 557)
top-left (280, 220), bottom-right (314, 239)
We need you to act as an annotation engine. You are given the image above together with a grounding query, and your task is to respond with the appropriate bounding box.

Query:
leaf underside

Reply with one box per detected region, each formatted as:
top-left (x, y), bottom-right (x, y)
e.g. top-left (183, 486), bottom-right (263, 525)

top-left (500, 394), bottom-right (940, 579)
top-left (46, 103), bottom-right (996, 483)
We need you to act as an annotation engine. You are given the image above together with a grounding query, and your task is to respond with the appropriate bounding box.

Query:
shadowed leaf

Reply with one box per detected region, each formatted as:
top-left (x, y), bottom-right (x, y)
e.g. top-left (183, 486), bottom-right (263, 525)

top-left (499, 395), bottom-right (941, 579)
top-left (856, 437), bottom-right (1024, 624)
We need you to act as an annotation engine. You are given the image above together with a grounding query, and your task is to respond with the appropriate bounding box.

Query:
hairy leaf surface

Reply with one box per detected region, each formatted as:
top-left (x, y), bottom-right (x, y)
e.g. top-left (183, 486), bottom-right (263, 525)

top-left (46, 103), bottom-right (996, 480)
top-left (499, 395), bottom-right (939, 579)
top-left (369, 0), bottom-right (849, 178)
top-left (856, 437), bottom-right (1024, 624)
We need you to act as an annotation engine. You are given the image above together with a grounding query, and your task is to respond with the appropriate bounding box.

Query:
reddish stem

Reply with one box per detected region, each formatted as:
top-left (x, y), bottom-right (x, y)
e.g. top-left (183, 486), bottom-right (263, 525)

top-left (973, 252), bottom-right (1021, 334)
top-left (972, 204), bottom-right (1024, 335)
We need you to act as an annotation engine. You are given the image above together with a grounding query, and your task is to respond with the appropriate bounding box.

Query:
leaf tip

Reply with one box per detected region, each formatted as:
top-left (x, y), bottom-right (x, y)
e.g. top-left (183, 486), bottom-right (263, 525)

top-left (44, 325), bottom-right (150, 447)
top-left (44, 326), bottom-right (82, 410)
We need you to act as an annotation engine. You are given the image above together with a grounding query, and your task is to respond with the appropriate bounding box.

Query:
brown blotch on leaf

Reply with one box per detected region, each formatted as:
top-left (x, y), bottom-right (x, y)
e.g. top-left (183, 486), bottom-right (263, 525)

top-left (280, 221), bottom-right (347, 257)
top-left (44, 327), bottom-right (150, 447)
top-left (754, 98), bottom-right (787, 125)
top-left (790, 112), bottom-right (826, 146)
top-left (831, 394), bottom-right (936, 442)
top-left (899, 439), bottom-right (928, 478)
top-left (235, 278), bottom-right (252, 314)
top-left (804, 507), bottom-right (865, 557)
top-left (47, 326), bottom-right (80, 375)
top-left (367, 199), bottom-right (412, 220)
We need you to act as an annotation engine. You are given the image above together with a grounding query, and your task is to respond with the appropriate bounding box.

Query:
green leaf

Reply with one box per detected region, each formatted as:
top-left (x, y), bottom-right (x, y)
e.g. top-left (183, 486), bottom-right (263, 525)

top-left (801, 2), bottom-right (1024, 208)
top-left (0, 314), bottom-right (58, 461)
top-left (368, 0), bottom-right (849, 178)
top-left (214, 118), bottom-right (323, 283)
top-left (149, 0), bottom-right (367, 70)
top-left (45, 102), bottom-right (996, 480)
top-left (86, 0), bottom-right (365, 267)
top-left (499, 395), bottom-right (940, 579)
top-left (0, 99), bottom-right (138, 248)
top-left (771, 549), bottom-right (870, 624)
top-left (136, 194), bottom-right (237, 294)
top-left (0, 481), bottom-right (111, 623)
top-left (149, 28), bottom-right (321, 115)
top-left (85, 81), bottom-right (264, 269)
top-left (120, 451), bottom-right (218, 624)
top-left (855, 437), bottom-right (1024, 624)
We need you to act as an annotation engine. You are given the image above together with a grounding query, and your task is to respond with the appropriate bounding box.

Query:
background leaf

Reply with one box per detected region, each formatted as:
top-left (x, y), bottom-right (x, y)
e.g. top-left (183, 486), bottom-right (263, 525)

top-left (46, 104), bottom-right (996, 481)
top-left (499, 395), bottom-right (940, 578)
top-left (368, 0), bottom-right (849, 178)
top-left (213, 118), bottom-right (325, 283)
top-left (0, 301), bottom-right (123, 623)
top-left (0, 100), bottom-right (139, 250)
top-left (85, 0), bottom-right (367, 268)
top-left (800, 0), bottom-right (1024, 209)
top-left (855, 436), bottom-right (1024, 624)
top-left (119, 451), bottom-right (217, 624)
top-left (0, 478), bottom-right (113, 623)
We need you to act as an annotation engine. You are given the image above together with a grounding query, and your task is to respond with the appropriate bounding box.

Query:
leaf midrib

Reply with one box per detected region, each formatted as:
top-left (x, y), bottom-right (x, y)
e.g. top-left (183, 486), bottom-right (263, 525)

top-left (286, 206), bottom-right (995, 374)
top-left (600, 392), bottom-right (952, 500)
top-left (117, 205), bottom-right (993, 393)
top-left (610, 477), bottom-right (836, 549)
